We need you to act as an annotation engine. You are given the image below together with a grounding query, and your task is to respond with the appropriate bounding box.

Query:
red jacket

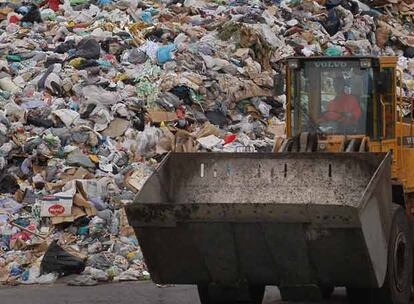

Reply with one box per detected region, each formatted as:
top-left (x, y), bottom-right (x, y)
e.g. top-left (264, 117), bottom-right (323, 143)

top-left (320, 94), bottom-right (362, 125)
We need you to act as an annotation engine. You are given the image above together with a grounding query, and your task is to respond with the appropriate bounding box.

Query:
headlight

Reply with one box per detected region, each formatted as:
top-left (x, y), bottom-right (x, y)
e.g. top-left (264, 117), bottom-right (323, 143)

top-left (360, 58), bottom-right (371, 69)
top-left (319, 143), bottom-right (326, 151)
top-left (288, 60), bottom-right (300, 69)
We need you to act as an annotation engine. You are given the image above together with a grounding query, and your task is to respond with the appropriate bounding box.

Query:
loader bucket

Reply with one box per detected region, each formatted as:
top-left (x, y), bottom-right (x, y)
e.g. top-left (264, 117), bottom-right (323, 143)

top-left (126, 152), bottom-right (393, 289)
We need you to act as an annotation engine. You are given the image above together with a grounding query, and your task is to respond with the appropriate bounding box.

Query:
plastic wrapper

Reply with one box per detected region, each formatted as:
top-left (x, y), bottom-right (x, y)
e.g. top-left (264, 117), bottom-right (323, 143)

top-left (40, 241), bottom-right (86, 277)
top-left (82, 266), bottom-right (109, 281)
top-left (0, 198), bottom-right (22, 214)
top-left (136, 124), bottom-right (163, 157)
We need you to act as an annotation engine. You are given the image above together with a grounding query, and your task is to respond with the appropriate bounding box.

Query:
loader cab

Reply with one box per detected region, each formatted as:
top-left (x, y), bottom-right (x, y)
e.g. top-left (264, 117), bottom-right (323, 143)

top-left (285, 57), bottom-right (397, 142)
top-left (284, 56), bottom-right (414, 200)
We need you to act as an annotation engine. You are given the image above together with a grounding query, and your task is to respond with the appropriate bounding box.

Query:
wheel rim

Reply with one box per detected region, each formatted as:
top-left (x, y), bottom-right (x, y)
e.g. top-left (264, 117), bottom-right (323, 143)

top-left (393, 231), bottom-right (407, 292)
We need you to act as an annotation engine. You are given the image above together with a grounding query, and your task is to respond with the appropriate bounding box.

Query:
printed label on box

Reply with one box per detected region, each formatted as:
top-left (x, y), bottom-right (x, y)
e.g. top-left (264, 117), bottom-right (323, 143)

top-left (40, 195), bottom-right (73, 217)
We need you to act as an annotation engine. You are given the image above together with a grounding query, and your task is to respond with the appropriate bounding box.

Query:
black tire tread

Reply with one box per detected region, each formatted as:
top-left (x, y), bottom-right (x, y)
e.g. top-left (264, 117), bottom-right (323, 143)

top-left (346, 204), bottom-right (412, 304)
top-left (197, 284), bottom-right (264, 304)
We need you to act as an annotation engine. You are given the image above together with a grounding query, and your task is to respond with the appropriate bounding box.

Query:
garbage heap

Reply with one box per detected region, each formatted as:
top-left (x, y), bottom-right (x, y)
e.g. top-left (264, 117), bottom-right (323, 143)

top-left (1, 0), bottom-right (414, 286)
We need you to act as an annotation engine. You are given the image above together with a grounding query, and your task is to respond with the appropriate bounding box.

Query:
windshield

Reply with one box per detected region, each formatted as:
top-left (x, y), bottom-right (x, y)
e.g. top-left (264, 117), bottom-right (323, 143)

top-left (290, 60), bottom-right (376, 136)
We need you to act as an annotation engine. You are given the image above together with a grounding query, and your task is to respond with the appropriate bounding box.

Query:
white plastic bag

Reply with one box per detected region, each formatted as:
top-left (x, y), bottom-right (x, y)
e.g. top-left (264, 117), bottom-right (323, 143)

top-left (136, 124), bottom-right (162, 156)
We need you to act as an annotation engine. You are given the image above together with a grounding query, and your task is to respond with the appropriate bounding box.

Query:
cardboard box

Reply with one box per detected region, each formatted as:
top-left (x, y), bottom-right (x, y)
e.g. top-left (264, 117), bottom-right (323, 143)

top-left (148, 110), bottom-right (178, 123)
top-left (40, 194), bottom-right (73, 217)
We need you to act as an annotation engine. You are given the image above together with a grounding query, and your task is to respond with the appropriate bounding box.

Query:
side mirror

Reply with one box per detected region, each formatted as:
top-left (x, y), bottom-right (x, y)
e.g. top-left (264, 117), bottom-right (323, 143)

top-left (274, 73), bottom-right (285, 96)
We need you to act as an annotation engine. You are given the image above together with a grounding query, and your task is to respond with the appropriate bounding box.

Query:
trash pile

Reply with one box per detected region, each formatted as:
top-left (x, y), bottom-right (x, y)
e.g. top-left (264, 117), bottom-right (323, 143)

top-left (0, 0), bottom-right (414, 286)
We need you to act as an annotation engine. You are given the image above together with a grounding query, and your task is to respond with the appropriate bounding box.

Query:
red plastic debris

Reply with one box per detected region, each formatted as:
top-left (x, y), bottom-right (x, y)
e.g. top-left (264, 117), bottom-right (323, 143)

top-left (223, 134), bottom-right (236, 144)
top-left (48, 0), bottom-right (60, 11)
top-left (10, 232), bottom-right (31, 241)
top-left (176, 106), bottom-right (185, 119)
top-left (9, 15), bottom-right (19, 24)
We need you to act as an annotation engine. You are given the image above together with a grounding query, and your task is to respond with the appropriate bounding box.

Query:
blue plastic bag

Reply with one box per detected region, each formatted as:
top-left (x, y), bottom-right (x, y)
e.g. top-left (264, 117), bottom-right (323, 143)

top-left (16, 6), bottom-right (29, 15)
top-left (10, 265), bottom-right (22, 277)
top-left (97, 0), bottom-right (111, 5)
top-left (324, 47), bottom-right (342, 56)
top-left (156, 44), bottom-right (176, 65)
top-left (97, 60), bottom-right (112, 68)
top-left (140, 11), bottom-right (152, 24)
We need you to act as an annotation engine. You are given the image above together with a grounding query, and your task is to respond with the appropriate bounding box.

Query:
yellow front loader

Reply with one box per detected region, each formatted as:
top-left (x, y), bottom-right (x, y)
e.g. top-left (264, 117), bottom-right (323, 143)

top-left (125, 57), bottom-right (414, 304)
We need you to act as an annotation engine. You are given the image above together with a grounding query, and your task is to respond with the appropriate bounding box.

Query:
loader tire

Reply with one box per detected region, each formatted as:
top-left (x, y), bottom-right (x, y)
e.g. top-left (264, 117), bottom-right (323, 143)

top-left (320, 285), bottom-right (334, 299)
top-left (347, 205), bottom-right (412, 304)
top-left (279, 285), bottom-right (329, 302)
top-left (378, 205), bottom-right (413, 304)
top-left (197, 284), bottom-right (264, 304)
top-left (346, 287), bottom-right (371, 304)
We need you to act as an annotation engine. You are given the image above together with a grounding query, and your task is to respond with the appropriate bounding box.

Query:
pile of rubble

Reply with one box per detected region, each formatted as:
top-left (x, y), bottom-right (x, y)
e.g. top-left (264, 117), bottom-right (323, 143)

top-left (0, 0), bottom-right (414, 286)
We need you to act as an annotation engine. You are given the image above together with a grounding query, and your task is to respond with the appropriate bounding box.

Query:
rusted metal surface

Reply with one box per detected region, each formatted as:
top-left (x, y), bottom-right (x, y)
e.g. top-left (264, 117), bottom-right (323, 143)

top-left (142, 153), bottom-right (384, 205)
top-left (126, 152), bottom-right (393, 289)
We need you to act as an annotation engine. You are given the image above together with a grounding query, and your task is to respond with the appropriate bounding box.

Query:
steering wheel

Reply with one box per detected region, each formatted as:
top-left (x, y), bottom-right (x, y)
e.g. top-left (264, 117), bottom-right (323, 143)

top-left (319, 120), bottom-right (340, 133)
top-left (322, 111), bottom-right (353, 122)
top-left (319, 111), bottom-right (360, 134)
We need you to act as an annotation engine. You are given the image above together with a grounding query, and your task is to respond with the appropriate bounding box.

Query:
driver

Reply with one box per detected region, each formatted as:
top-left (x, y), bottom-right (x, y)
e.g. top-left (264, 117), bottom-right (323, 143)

top-left (318, 76), bottom-right (361, 126)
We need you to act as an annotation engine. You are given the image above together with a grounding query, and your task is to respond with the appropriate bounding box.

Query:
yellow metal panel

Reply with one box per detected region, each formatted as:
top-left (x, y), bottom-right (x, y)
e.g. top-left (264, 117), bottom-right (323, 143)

top-left (318, 135), bottom-right (365, 152)
top-left (319, 135), bottom-right (345, 152)
top-left (369, 140), bottom-right (399, 179)
top-left (396, 122), bottom-right (413, 137)
top-left (369, 141), bottom-right (381, 152)
top-left (286, 67), bottom-right (292, 138)
top-left (401, 147), bottom-right (414, 191)
top-left (379, 56), bottom-right (398, 67)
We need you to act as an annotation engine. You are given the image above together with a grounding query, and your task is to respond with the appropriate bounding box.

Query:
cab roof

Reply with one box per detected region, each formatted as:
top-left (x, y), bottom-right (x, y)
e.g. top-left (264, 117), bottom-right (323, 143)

top-left (286, 56), bottom-right (378, 61)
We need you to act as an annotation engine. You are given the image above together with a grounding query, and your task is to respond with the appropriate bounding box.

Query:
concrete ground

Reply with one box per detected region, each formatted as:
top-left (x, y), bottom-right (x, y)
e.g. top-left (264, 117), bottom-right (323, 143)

top-left (0, 281), bottom-right (350, 304)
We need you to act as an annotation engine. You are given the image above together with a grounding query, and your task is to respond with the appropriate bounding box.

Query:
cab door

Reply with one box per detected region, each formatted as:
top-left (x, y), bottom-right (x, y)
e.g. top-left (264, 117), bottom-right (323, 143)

top-left (370, 57), bottom-right (401, 182)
